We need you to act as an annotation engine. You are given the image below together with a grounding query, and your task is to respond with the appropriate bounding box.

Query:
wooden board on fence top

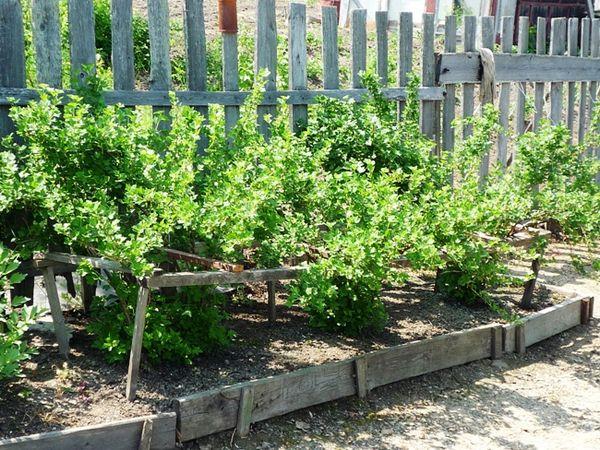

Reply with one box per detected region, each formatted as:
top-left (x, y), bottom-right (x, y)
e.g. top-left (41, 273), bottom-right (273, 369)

top-left (438, 54), bottom-right (600, 83)
top-left (0, 412), bottom-right (176, 450)
top-left (524, 296), bottom-right (586, 347)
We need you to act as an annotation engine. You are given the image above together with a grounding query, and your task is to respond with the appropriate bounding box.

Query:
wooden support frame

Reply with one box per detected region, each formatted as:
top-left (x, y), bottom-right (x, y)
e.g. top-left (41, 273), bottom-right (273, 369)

top-left (41, 266), bottom-right (71, 358)
top-left (126, 286), bottom-right (150, 401)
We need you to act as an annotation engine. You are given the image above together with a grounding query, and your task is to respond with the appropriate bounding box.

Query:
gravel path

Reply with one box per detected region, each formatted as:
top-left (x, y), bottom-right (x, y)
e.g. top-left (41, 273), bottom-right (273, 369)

top-left (194, 244), bottom-right (600, 449)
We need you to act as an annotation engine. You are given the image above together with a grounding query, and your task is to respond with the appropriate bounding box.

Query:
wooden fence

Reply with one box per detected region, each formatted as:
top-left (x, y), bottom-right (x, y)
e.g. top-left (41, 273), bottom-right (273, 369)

top-left (1, 1), bottom-right (600, 169)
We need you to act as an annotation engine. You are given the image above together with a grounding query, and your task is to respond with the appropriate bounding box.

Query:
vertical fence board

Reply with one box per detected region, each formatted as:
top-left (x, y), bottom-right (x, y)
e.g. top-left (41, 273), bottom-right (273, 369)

top-left (351, 9), bottom-right (367, 88)
top-left (497, 16), bottom-right (513, 168)
top-left (421, 13), bottom-right (436, 142)
top-left (322, 6), bottom-right (339, 90)
top-left (0, 0), bottom-right (25, 136)
top-left (289, 2), bottom-right (308, 133)
top-left (376, 11), bottom-right (388, 86)
top-left (184, 0), bottom-right (209, 153)
top-left (462, 15), bottom-right (476, 138)
top-left (567, 18), bottom-right (579, 141)
top-left (479, 16), bottom-right (495, 183)
top-left (148, 0), bottom-right (172, 130)
top-left (32, 0), bottom-right (62, 88)
top-left (550, 18), bottom-right (567, 125)
top-left (442, 15), bottom-right (456, 156)
top-left (589, 19), bottom-right (600, 157)
top-left (68, 0), bottom-right (96, 87)
top-left (111, 0), bottom-right (135, 90)
top-left (578, 18), bottom-right (590, 145)
top-left (516, 16), bottom-right (529, 136)
top-left (223, 32), bottom-right (240, 133)
top-left (256, 0), bottom-right (277, 137)
top-left (397, 12), bottom-right (413, 120)
top-left (534, 17), bottom-right (547, 130)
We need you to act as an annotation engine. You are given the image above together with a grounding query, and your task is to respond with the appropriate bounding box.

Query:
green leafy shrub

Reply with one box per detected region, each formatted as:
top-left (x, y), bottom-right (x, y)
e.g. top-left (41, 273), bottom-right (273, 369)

top-left (87, 275), bottom-right (232, 364)
top-left (0, 245), bottom-right (43, 380)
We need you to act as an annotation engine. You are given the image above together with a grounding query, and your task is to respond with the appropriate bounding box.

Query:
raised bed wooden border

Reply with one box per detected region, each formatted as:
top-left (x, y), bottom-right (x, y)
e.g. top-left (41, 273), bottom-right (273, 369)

top-left (174, 293), bottom-right (593, 442)
top-left (0, 292), bottom-right (593, 449)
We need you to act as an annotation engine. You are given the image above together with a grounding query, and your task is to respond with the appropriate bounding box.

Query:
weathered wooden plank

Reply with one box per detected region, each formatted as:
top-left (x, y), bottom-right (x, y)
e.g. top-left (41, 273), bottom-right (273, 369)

top-left (497, 16), bottom-right (513, 168)
top-left (534, 17), bottom-right (547, 131)
top-left (515, 324), bottom-right (526, 354)
top-left (462, 15), bottom-right (477, 138)
top-left (34, 252), bottom-right (128, 272)
top-left (138, 419), bottom-right (153, 450)
top-left (524, 296), bottom-right (586, 347)
top-left (421, 13), bottom-right (436, 141)
top-left (567, 18), bottom-right (579, 141)
top-left (550, 18), bottom-right (567, 125)
top-left (0, 413), bottom-right (176, 450)
top-left (366, 324), bottom-right (494, 390)
top-left (162, 248), bottom-right (243, 272)
top-left (354, 356), bottom-right (369, 399)
top-left (176, 358), bottom-right (356, 441)
top-left (491, 325), bottom-right (503, 360)
top-left (68, 0), bottom-right (96, 86)
top-left (0, 0), bottom-right (26, 137)
top-left (235, 386), bottom-right (255, 438)
top-left (126, 286), bottom-right (150, 401)
top-left (503, 323), bottom-right (516, 354)
top-left (351, 8), bottom-right (367, 88)
top-left (147, 267), bottom-right (306, 288)
top-left (515, 16), bottom-right (529, 137)
top-left (0, 86), bottom-right (445, 106)
top-left (375, 10), bottom-right (388, 86)
top-left (222, 32), bottom-right (240, 133)
top-left (442, 15), bottom-right (457, 157)
top-left (111, 0), bottom-right (135, 90)
top-left (289, 2), bottom-right (308, 133)
top-left (267, 280), bottom-right (276, 322)
top-left (397, 11), bottom-right (413, 120)
top-left (322, 6), bottom-right (339, 90)
top-left (438, 53), bottom-right (600, 84)
top-left (147, 0), bottom-right (171, 130)
top-left (579, 18), bottom-right (591, 145)
top-left (42, 266), bottom-right (71, 358)
top-left (184, 0), bottom-right (209, 152)
top-left (255, 0), bottom-right (277, 137)
top-left (31, 0), bottom-right (62, 88)
top-left (589, 19), bottom-right (600, 160)
top-left (479, 16), bottom-right (495, 184)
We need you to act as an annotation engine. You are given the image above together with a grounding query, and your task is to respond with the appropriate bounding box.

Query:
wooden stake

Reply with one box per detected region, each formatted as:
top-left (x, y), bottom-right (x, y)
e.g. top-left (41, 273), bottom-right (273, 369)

top-left (126, 285), bottom-right (150, 401)
top-left (42, 266), bottom-right (71, 358)
top-left (236, 386), bottom-right (254, 438)
top-left (491, 325), bottom-right (503, 360)
top-left (515, 324), bottom-right (526, 354)
top-left (354, 356), bottom-right (369, 399)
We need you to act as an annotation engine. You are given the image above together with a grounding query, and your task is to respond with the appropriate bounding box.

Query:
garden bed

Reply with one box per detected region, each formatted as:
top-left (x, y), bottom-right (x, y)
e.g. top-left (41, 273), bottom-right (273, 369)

top-left (0, 276), bottom-right (568, 441)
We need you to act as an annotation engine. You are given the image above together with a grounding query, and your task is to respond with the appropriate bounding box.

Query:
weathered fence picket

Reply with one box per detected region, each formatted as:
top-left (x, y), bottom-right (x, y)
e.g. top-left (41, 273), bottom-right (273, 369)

top-left (289, 2), bottom-right (308, 133)
top-left (111, 0), bottom-right (135, 90)
top-left (421, 13), bottom-right (436, 143)
top-left (351, 8), bottom-right (367, 89)
top-left (497, 16), bottom-right (513, 168)
top-left (256, 0), bottom-right (277, 137)
top-left (550, 18), bottom-right (567, 125)
top-left (397, 11), bottom-right (412, 120)
top-left (579, 18), bottom-right (591, 145)
top-left (462, 15), bottom-right (476, 139)
top-left (567, 18), bottom-right (579, 141)
top-left (534, 17), bottom-right (547, 131)
top-left (516, 16), bottom-right (529, 137)
top-left (478, 16), bottom-right (495, 183)
top-left (147, 0), bottom-right (172, 130)
top-left (442, 15), bottom-right (456, 155)
top-left (32, 0), bottom-right (62, 88)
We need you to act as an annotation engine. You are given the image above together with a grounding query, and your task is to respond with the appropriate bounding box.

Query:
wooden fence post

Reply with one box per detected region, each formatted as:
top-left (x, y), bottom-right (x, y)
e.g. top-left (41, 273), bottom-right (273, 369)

top-left (32, 0), bottom-right (63, 88)
top-left (289, 2), bottom-right (308, 133)
top-left (322, 6), bottom-right (339, 90)
top-left (578, 18), bottom-right (591, 146)
top-left (549, 18), bottom-right (567, 125)
top-left (68, 0), bottom-right (96, 87)
top-left (462, 15), bottom-right (477, 139)
top-left (111, 0), bottom-right (135, 91)
top-left (256, 0), bottom-right (277, 138)
top-left (534, 17), bottom-right (547, 131)
top-left (222, 9), bottom-right (240, 135)
top-left (421, 13), bottom-right (436, 144)
top-left (147, 0), bottom-right (172, 131)
top-left (442, 15), bottom-right (457, 160)
top-left (375, 10), bottom-right (388, 86)
top-left (0, 0), bottom-right (26, 136)
top-left (497, 16), bottom-right (513, 169)
top-left (397, 12), bottom-right (413, 120)
top-left (351, 8), bottom-right (367, 88)
top-left (185, 0), bottom-right (209, 153)
top-left (515, 16), bottom-right (529, 137)
top-left (567, 18), bottom-right (579, 142)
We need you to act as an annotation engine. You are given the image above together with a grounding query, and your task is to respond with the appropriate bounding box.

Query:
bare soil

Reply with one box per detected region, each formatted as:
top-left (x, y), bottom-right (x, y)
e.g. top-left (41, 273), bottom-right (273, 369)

top-left (0, 272), bottom-right (561, 440)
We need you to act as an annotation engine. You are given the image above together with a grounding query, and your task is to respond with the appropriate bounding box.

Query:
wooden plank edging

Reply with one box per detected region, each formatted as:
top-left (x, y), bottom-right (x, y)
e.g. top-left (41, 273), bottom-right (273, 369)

top-left (0, 413), bottom-right (176, 450)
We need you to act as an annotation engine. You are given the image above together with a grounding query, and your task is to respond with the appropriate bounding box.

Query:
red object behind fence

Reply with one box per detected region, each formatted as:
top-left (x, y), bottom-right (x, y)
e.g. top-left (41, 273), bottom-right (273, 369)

top-left (218, 0), bottom-right (238, 33)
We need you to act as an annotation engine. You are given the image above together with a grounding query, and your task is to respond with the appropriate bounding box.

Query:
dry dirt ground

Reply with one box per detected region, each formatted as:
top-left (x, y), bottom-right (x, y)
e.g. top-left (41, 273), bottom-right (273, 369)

top-left (192, 243), bottom-right (600, 450)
